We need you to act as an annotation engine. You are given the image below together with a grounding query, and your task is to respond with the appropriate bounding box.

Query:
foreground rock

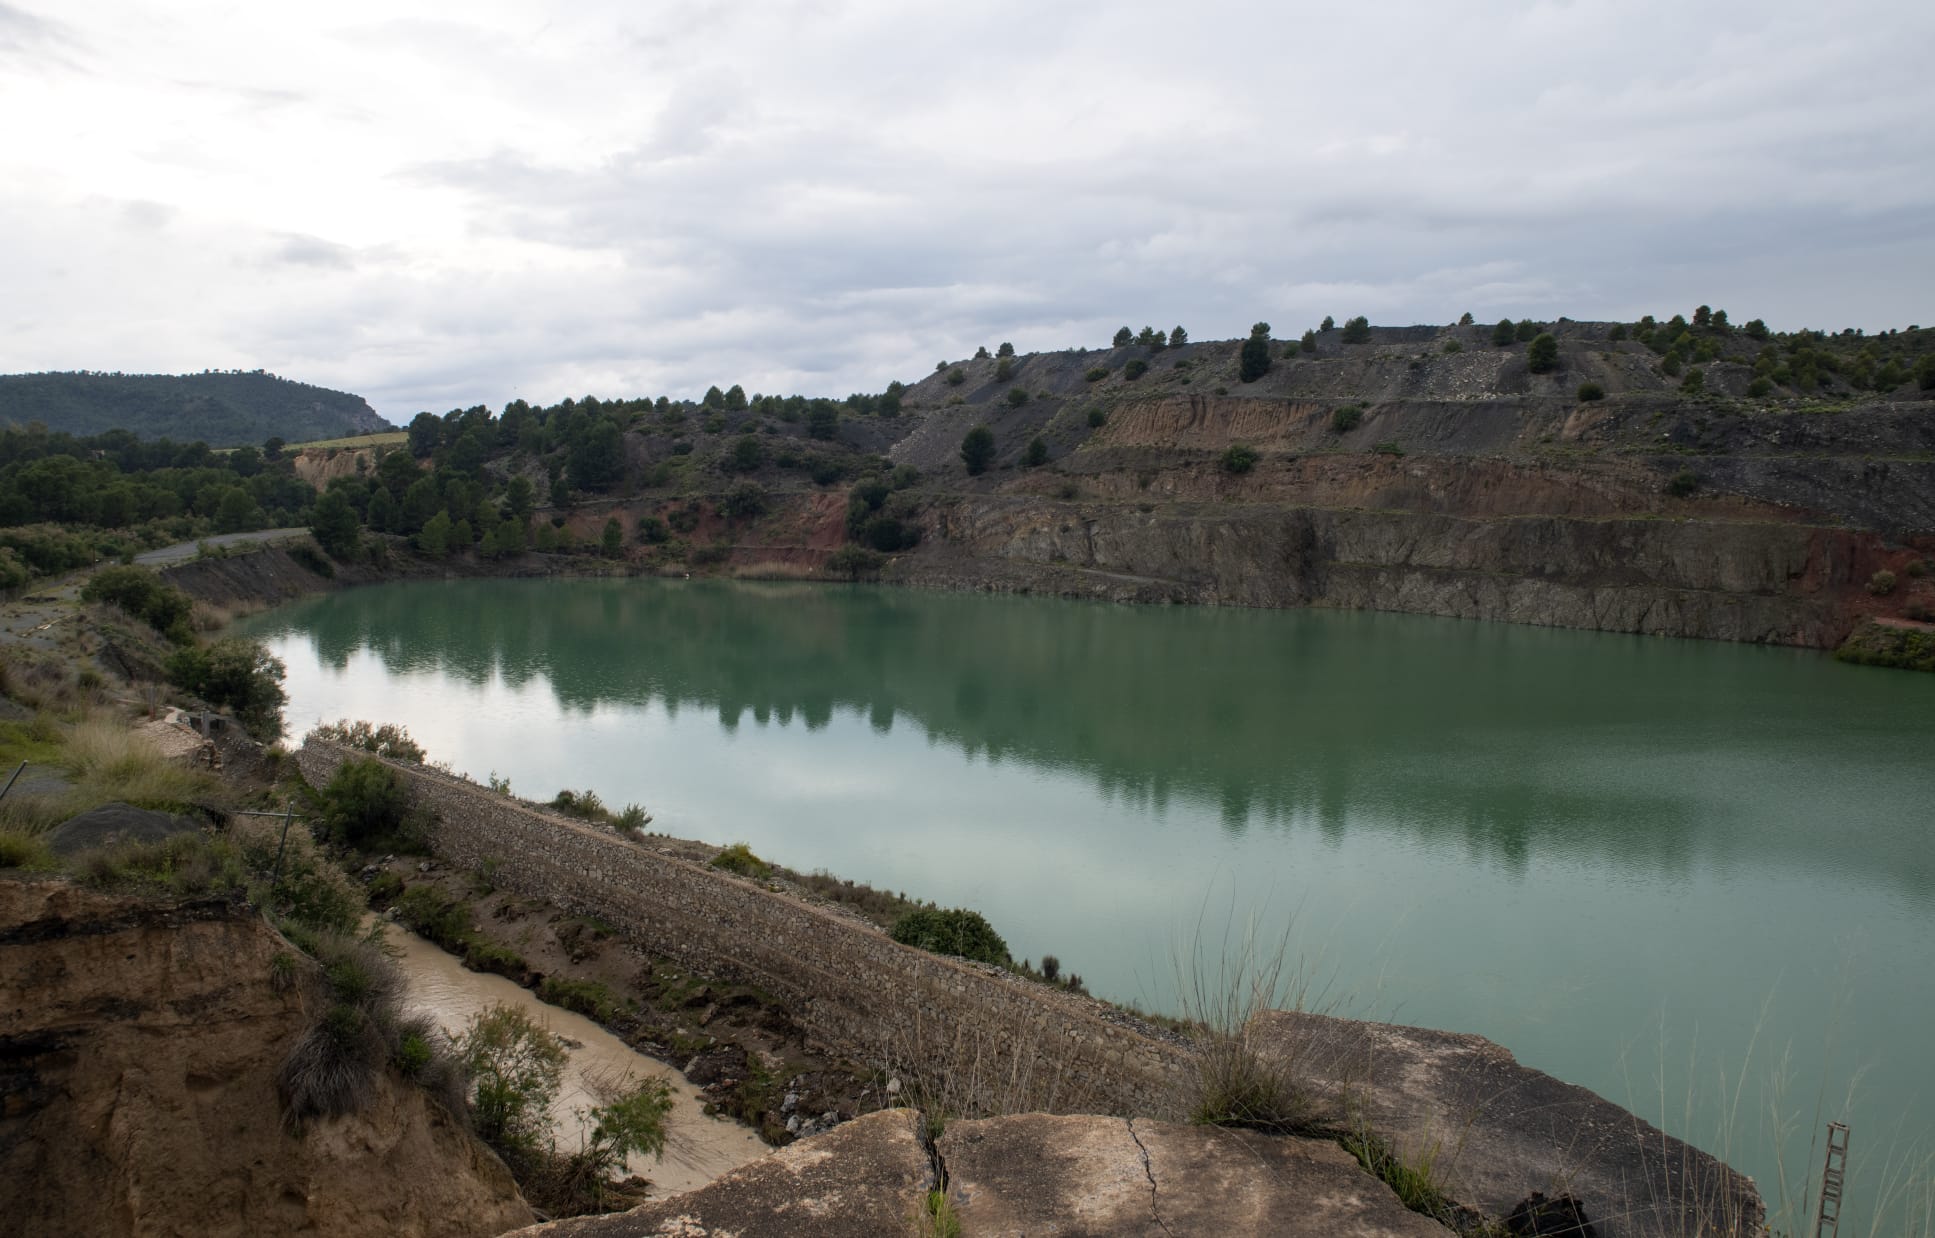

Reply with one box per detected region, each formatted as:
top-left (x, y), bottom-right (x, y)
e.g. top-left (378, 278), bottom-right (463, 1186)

top-left (0, 878), bottom-right (533, 1238)
top-left (523, 1109), bottom-right (934, 1237)
top-left (1250, 1009), bottom-right (1766, 1237)
top-left (939, 1113), bottom-right (1446, 1236)
top-left (523, 1109), bottom-right (1446, 1237)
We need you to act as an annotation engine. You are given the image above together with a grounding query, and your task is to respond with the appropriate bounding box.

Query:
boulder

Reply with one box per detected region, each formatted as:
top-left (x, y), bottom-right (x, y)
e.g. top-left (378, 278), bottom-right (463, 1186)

top-left (1248, 1009), bottom-right (1764, 1237)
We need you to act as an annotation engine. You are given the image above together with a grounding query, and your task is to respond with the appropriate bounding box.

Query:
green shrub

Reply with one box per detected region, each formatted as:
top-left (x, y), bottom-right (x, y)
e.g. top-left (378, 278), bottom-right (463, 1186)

top-left (311, 719), bottom-right (425, 762)
top-left (1124, 358), bottom-right (1148, 380)
top-left (1868, 569), bottom-right (1898, 596)
top-left (1330, 405), bottom-right (1363, 433)
top-left (1576, 382), bottom-right (1605, 402)
top-left (394, 885), bottom-right (474, 952)
top-left (1666, 470), bottom-right (1699, 497)
top-left (1527, 333), bottom-right (1559, 373)
top-left (461, 1004), bottom-right (566, 1156)
top-left (960, 426), bottom-right (995, 475)
top-left (1022, 437), bottom-right (1048, 468)
top-left (1372, 440), bottom-right (1404, 456)
top-left (711, 842), bottom-right (771, 878)
top-left (1492, 318), bottom-right (1515, 347)
top-left (1084, 367), bottom-right (1109, 382)
top-left (945, 368), bottom-right (965, 387)
top-left (367, 870), bottom-right (404, 903)
top-left (1661, 352), bottom-right (1683, 377)
top-left (721, 481), bottom-right (769, 520)
top-left (1441, 339), bottom-right (1462, 354)
top-left (1086, 408), bottom-right (1107, 428)
top-left (1680, 367), bottom-right (1705, 393)
top-left (890, 906), bottom-right (1010, 967)
top-left (1005, 387), bottom-right (1029, 407)
top-left (1340, 315), bottom-right (1370, 344)
top-left (165, 637), bottom-right (287, 738)
top-left (994, 357), bottom-right (1014, 382)
top-left (320, 758), bottom-right (415, 848)
top-left (1515, 318), bottom-right (1538, 342)
top-left (1219, 444), bottom-right (1258, 474)
top-left (538, 977), bottom-right (621, 1022)
top-left (826, 545), bottom-right (886, 578)
top-left (0, 830), bottom-right (54, 869)
top-left (81, 566), bottom-right (191, 639)
top-left (464, 938), bottom-right (527, 978)
top-left (1238, 323), bottom-right (1272, 383)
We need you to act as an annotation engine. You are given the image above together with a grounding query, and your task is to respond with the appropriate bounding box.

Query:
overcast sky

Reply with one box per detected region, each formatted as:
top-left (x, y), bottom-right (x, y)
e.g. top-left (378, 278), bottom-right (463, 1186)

top-left (4, 1), bottom-right (1932, 421)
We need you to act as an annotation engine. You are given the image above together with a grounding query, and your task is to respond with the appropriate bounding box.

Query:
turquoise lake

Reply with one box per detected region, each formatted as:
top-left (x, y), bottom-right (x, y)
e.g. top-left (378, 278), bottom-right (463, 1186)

top-left (242, 578), bottom-right (1935, 1229)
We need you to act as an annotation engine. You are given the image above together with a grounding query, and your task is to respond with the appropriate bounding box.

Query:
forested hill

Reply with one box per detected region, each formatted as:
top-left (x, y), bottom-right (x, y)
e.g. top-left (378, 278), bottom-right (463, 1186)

top-left (0, 371), bottom-right (390, 446)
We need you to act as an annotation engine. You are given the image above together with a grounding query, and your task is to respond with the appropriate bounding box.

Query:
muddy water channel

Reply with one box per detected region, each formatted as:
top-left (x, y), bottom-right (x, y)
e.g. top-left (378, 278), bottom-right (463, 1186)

top-left (378, 920), bottom-right (765, 1196)
top-left (248, 579), bottom-right (1935, 1231)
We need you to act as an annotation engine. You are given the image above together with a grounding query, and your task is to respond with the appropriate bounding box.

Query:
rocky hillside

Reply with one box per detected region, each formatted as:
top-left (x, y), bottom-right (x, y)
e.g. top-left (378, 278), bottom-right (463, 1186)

top-left (868, 322), bottom-right (1935, 648)
top-left (0, 370), bottom-right (390, 446)
top-left (0, 879), bottom-right (532, 1238)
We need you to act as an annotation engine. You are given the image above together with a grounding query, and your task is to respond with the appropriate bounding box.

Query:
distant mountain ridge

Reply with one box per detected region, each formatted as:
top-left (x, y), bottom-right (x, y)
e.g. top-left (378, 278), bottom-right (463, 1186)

top-left (0, 370), bottom-right (390, 446)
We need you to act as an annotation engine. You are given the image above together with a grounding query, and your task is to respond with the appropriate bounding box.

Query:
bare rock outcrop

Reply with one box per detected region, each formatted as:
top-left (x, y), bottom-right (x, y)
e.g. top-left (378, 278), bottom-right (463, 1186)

top-left (1250, 1009), bottom-right (1765, 1238)
top-left (0, 878), bottom-right (532, 1238)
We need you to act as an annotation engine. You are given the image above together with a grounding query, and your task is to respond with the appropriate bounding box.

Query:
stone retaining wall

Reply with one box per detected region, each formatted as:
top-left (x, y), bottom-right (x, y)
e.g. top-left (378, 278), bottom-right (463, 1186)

top-left (296, 740), bottom-right (1194, 1117)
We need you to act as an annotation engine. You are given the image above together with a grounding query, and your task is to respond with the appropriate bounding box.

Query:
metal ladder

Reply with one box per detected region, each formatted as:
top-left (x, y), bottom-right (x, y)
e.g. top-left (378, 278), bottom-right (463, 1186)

top-left (1814, 1121), bottom-right (1850, 1238)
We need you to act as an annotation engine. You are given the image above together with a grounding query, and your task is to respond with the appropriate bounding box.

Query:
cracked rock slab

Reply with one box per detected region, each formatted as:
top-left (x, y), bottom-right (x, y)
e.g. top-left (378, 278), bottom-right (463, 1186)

top-left (938, 1114), bottom-right (1446, 1237)
top-left (518, 1109), bottom-right (934, 1238)
top-left (1249, 1010), bottom-right (1765, 1237)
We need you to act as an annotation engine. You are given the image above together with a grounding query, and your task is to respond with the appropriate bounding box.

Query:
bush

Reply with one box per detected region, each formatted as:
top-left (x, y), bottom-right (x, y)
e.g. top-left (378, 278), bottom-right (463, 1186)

top-left (826, 545), bottom-right (886, 578)
top-left (945, 368), bottom-right (965, 387)
top-left (1084, 367), bottom-right (1109, 382)
top-left (1515, 319), bottom-right (1538, 342)
top-left (960, 426), bottom-right (995, 475)
top-left (165, 637), bottom-right (287, 737)
top-left (1124, 358), bottom-right (1148, 380)
top-left (1330, 405), bottom-right (1363, 433)
top-left (1219, 444), bottom-right (1258, 474)
top-left (1442, 339), bottom-right (1462, 354)
top-left (994, 358), bottom-right (1014, 382)
top-left (1492, 319), bottom-right (1515, 347)
top-left (394, 885), bottom-right (474, 951)
top-left (1005, 387), bottom-right (1028, 407)
top-left (1680, 367), bottom-right (1705, 393)
top-left (538, 976), bottom-right (622, 1022)
top-left (1086, 408), bottom-right (1107, 428)
top-left (711, 842), bottom-right (771, 878)
top-left (1238, 324), bottom-right (1272, 383)
top-left (890, 906), bottom-right (1010, 967)
top-left (1527, 333), bottom-right (1559, 373)
top-left (1023, 437), bottom-right (1048, 468)
top-left (81, 566), bottom-right (191, 639)
top-left (1371, 440), bottom-right (1404, 456)
top-left (721, 481), bottom-right (769, 520)
top-left (461, 1004), bottom-right (566, 1156)
top-left (1666, 470), bottom-right (1699, 497)
top-left (311, 719), bottom-right (425, 762)
top-left (1340, 315), bottom-right (1370, 344)
top-left (1868, 569), bottom-right (1898, 596)
top-left (1576, 382), bottom-right (1605, 402)
top-left (319, 758), bottom-right (416, 848)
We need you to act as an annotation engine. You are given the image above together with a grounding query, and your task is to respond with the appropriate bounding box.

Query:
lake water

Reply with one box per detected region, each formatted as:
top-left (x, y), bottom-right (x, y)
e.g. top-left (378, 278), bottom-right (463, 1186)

top-left (243, 578), bottom-right (1935, 1229)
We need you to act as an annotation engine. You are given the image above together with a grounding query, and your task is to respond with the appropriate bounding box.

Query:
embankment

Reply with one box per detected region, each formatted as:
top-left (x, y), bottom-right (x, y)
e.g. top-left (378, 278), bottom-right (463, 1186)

top-left (295, 739), bottom-right (1194, 1119)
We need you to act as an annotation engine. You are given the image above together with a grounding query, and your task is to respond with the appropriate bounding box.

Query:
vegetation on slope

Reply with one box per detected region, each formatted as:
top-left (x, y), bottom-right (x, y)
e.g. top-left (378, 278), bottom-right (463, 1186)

top-left (0, 370), bottom-right (387, 445)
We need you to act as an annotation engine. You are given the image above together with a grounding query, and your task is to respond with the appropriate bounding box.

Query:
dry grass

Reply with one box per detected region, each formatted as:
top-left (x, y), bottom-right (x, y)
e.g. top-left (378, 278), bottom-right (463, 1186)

top-left (1173, 909), bottom-right (1342, 1135)
top-left (727, 560), bottom-right (820, 580)
top-left (289, 430), bottom-right (409, 451)
top-left (60, 716), bottom-right (220, 810)
top-left (191, 597), bottom-right (270, 632)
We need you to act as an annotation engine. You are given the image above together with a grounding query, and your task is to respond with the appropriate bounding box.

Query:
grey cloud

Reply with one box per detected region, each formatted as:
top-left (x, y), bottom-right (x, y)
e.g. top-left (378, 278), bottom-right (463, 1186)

top-left (0, 2), bottom-right (82, 67)
top-left (265, 234), bottom-right (356, 271)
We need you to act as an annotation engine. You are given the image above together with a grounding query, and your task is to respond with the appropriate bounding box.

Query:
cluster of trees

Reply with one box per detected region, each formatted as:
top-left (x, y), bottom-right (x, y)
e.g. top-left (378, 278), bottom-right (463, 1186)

top-left (0, 425), bottom-right (312, 533)
top-left (1110, 325), bottom-right (1188, 349)
top-left (1625, 309), bottom-right (1935, 393)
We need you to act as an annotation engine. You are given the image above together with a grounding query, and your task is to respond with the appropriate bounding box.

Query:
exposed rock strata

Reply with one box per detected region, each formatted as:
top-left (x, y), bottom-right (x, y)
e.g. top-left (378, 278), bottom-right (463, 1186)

top-left (0, 879), bottom-right (532, 1238)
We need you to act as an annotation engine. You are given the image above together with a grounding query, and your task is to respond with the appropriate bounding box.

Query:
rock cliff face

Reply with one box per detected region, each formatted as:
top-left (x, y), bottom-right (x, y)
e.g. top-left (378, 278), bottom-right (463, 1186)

top-left (886, 385), bottom-right (1935, 648)
top-left (0, 879), bottom-right (532, 1238)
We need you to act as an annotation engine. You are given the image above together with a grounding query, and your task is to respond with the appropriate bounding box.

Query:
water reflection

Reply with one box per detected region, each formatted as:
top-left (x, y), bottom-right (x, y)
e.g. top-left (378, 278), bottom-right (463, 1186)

top-left (249, 578), bottom-right (1932, 896)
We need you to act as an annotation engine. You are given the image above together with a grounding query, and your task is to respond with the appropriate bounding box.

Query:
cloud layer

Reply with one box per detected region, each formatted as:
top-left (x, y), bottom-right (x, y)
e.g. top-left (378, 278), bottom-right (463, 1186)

top-left (4, 0), bottom-right (1931, 421)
